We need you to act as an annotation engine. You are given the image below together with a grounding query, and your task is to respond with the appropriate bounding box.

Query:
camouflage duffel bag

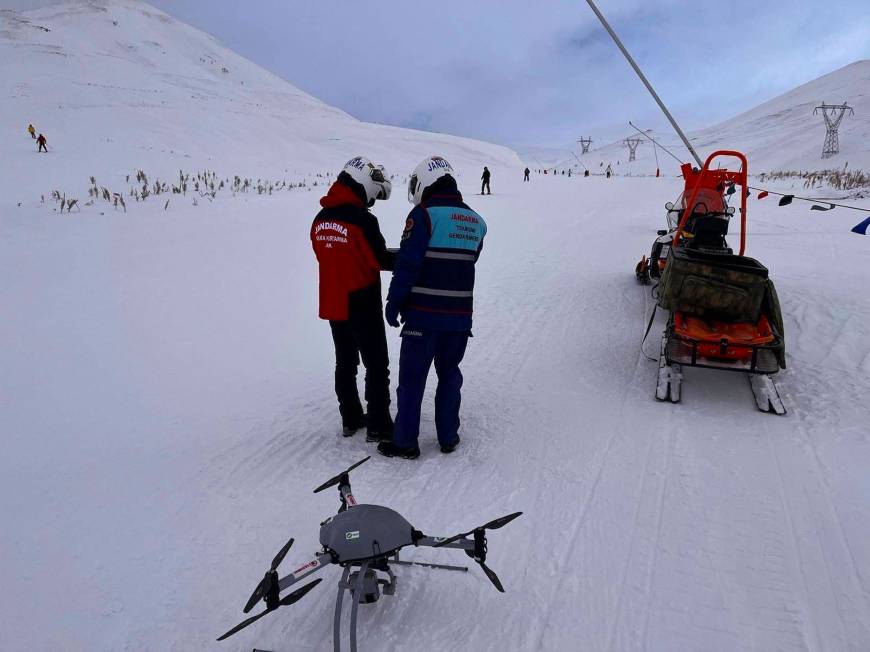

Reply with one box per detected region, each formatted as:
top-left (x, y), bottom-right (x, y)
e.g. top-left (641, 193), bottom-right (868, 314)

top-left (658, 247), bottom-right (769, 323)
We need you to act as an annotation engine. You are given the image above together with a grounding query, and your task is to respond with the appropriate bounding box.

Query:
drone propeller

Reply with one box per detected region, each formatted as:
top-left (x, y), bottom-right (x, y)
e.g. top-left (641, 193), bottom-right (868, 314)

top-left (434, 512), bottom-right (522, 593)
top-left (478, 559), bottom-right (505, 593)
top-left (313, 456), bottom-right (370, 494)
top-left (242, 537), bottom-right (294, 613)
top-left (433, 512), bottom-right (523, 549)
top-left (217, 578), bottom-right (322, 641)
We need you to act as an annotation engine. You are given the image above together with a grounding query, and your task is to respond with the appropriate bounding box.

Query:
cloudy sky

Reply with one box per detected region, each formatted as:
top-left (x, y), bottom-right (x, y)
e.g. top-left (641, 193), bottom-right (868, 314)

top-left (7, 0), bottom-right (870, 148)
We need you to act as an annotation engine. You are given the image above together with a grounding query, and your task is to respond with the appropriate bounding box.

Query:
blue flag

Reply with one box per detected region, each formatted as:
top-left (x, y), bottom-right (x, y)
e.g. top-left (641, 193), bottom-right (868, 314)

top-left (852, 216), bottom-right (870, 235)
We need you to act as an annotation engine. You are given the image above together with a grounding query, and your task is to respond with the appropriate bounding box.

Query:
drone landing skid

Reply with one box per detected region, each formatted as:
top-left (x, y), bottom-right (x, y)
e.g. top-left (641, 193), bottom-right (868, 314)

top-left (332, 553), bottom-right (468, 652)
top-left (333, 560), bottom-right (392, 652)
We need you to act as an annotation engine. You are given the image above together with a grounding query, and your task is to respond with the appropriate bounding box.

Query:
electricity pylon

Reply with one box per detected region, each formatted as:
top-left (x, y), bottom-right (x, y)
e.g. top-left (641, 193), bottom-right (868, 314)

top-left (624, 137), bottom-right (642, 162)
top-left (813, 102), bottom-right (854, 158)
top-left (578, 137), bottom-right (593, 154)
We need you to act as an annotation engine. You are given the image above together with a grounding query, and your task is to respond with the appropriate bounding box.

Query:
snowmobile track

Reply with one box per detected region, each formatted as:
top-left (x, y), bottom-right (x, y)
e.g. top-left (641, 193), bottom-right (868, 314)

top-left (638, 424), bottom-right (677, 652)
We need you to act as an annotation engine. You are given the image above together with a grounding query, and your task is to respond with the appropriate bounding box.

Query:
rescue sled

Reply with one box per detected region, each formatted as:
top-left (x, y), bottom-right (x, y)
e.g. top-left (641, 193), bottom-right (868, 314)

top-left (638, 150), bottom-right (786, 414)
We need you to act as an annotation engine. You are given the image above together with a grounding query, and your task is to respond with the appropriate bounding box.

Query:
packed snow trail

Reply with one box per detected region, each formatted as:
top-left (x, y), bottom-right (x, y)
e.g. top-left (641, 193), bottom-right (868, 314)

top-left (1, 175), bottom-right (870, 651)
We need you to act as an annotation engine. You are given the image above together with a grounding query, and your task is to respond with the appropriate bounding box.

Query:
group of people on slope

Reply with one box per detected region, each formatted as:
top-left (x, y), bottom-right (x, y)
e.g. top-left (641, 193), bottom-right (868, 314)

top-left (27, 123), bottom-right (48, 152)
top-left (311, 155), bottom-right (487, 460)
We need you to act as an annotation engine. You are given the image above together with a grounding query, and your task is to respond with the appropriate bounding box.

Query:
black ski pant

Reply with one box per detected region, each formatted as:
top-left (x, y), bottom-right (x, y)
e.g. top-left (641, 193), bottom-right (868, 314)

top-left (481, 179), bottom-right (491, 194)
top-left (329, 298), bottom-right (391, 429)
top-left (38, 142), bottom-right (47, 152)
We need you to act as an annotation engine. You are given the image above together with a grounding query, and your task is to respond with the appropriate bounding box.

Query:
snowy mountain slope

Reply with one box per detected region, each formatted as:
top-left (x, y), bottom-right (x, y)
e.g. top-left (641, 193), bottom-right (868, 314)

top-left (0, 0), bottom-right (521, 205)
top-left (536, 60), bottom-right (870, 179)
top-left (692, 59), bottom-right (869, 172)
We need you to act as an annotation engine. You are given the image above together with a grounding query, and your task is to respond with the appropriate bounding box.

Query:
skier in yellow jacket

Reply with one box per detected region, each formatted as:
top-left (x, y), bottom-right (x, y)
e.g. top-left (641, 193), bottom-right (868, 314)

top-left (27, 124), bottom-right (36, 139)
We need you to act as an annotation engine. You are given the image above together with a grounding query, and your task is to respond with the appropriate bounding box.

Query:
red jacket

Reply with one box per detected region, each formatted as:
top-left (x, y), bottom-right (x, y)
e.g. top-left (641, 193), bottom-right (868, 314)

top-left (311, 182), bottom-right (393, 320)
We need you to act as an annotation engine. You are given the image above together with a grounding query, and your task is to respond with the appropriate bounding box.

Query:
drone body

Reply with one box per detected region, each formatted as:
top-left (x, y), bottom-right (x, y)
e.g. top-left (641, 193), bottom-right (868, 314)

top-left (218, 456), bottom-right (522, 651)
top-left (320, 505), bottom-right (415, 563)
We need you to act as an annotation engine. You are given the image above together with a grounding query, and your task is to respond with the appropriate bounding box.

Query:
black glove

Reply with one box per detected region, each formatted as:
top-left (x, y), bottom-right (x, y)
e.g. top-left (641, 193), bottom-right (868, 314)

top-left (385, 302), bottom-right (401, 328)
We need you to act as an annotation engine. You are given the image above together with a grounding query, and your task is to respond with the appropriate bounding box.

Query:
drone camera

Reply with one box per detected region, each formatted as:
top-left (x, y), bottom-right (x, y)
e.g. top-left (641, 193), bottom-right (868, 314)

top-left (349, 568), bottom-right (381, 604)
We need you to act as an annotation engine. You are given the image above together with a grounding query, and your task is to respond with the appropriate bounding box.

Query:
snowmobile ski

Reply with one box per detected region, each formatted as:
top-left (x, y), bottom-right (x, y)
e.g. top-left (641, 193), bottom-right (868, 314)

top-left (656, 334), bottom-right (682, 403)
top-left (748, 374), bottom-right (786, 415)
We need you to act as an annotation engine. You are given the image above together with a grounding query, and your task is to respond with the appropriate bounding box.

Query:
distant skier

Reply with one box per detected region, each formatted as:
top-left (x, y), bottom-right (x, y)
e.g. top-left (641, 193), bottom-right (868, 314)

top-left (310, 156), bottom-right (396, 442)
top-left (584, 169), bottom-right (590, 177)
top-left (605, 164), bottom-right (612, 179)
top-left (524, 167), bottom-right (530, 182)
top-left (37, 133), bottom-right (48, 153)
top-left (481, 166), bottom-right (491, 195)
top-left (28, 123), bottom-right (36, 139)
top-left (379, 156), bottom-right (487, 460)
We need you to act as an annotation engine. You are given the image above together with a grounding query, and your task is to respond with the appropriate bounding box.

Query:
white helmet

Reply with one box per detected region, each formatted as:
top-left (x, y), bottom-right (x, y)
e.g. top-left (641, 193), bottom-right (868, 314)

top-left (341, 156), bottom-right (392, 205)
top-left (407, 156), bottom-right (455, 205)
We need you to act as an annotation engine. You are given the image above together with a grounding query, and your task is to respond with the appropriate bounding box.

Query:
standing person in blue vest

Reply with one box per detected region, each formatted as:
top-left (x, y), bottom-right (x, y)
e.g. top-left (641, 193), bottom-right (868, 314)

top-left (378, 156), bottom-right (487, 460)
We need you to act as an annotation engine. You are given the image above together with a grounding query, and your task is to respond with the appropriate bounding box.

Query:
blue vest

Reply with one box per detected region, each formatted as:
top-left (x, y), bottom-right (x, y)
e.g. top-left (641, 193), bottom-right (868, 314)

top-left (388, 196), bottom-right (487, 331)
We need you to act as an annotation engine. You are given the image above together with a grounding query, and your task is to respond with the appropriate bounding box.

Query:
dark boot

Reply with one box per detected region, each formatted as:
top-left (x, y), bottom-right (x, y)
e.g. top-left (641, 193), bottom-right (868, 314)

top-left (366, 416), bottom-right (394, 443)
top-left (440, 436), bottom-right (460, 454)
top-left (377, 441), bottom-right (420, 460)
top-left (342, 413), bottom-right (367, 438)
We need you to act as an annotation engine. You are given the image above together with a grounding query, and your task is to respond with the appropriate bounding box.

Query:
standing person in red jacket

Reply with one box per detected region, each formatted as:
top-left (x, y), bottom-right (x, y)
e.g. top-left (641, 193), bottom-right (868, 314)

top-left (311, 156), bottom-right (395, 442)
top-left (37, 133), bottom-right (48, 153)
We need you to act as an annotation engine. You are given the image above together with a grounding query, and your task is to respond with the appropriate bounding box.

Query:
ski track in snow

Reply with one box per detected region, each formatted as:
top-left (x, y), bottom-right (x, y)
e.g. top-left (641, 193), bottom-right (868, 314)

top-left (2, 174), bottom-right (870, 652)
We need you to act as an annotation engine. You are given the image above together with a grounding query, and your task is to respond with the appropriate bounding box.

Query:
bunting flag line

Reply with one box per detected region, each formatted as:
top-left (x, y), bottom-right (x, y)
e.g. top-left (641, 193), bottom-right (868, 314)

top-left (745, 185), bottom-right (870, 234)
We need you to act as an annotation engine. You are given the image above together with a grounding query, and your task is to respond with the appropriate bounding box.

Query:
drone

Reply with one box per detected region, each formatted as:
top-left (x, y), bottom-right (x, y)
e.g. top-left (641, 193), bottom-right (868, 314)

top-left (218, 456), bottom-right (522, 651)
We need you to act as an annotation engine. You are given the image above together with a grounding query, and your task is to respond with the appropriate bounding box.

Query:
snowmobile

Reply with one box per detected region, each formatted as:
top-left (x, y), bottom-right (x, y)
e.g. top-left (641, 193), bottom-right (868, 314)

top-left (636, 150), bottom-right (787, 414)
top-left (217, 456), bottom-right (522, 651)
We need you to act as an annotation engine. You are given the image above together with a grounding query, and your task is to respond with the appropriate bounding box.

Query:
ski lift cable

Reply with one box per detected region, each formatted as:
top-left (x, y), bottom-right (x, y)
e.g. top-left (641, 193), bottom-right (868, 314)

top-left (569, 152), bottom-right (589, 171)
top-left (628, 122), bottom-right (685, 166)
top-left (584, 0), bottom-right (703, 168)
top-left (550, 151), bottom-right (581, 171)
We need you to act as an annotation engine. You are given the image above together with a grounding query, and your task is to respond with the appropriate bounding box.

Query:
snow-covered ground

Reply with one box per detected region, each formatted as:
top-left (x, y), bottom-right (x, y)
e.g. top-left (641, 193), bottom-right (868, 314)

top-left (3, 2), bottom-right (870, 651)
top-left (3, 172), bottom-right (870, 651)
